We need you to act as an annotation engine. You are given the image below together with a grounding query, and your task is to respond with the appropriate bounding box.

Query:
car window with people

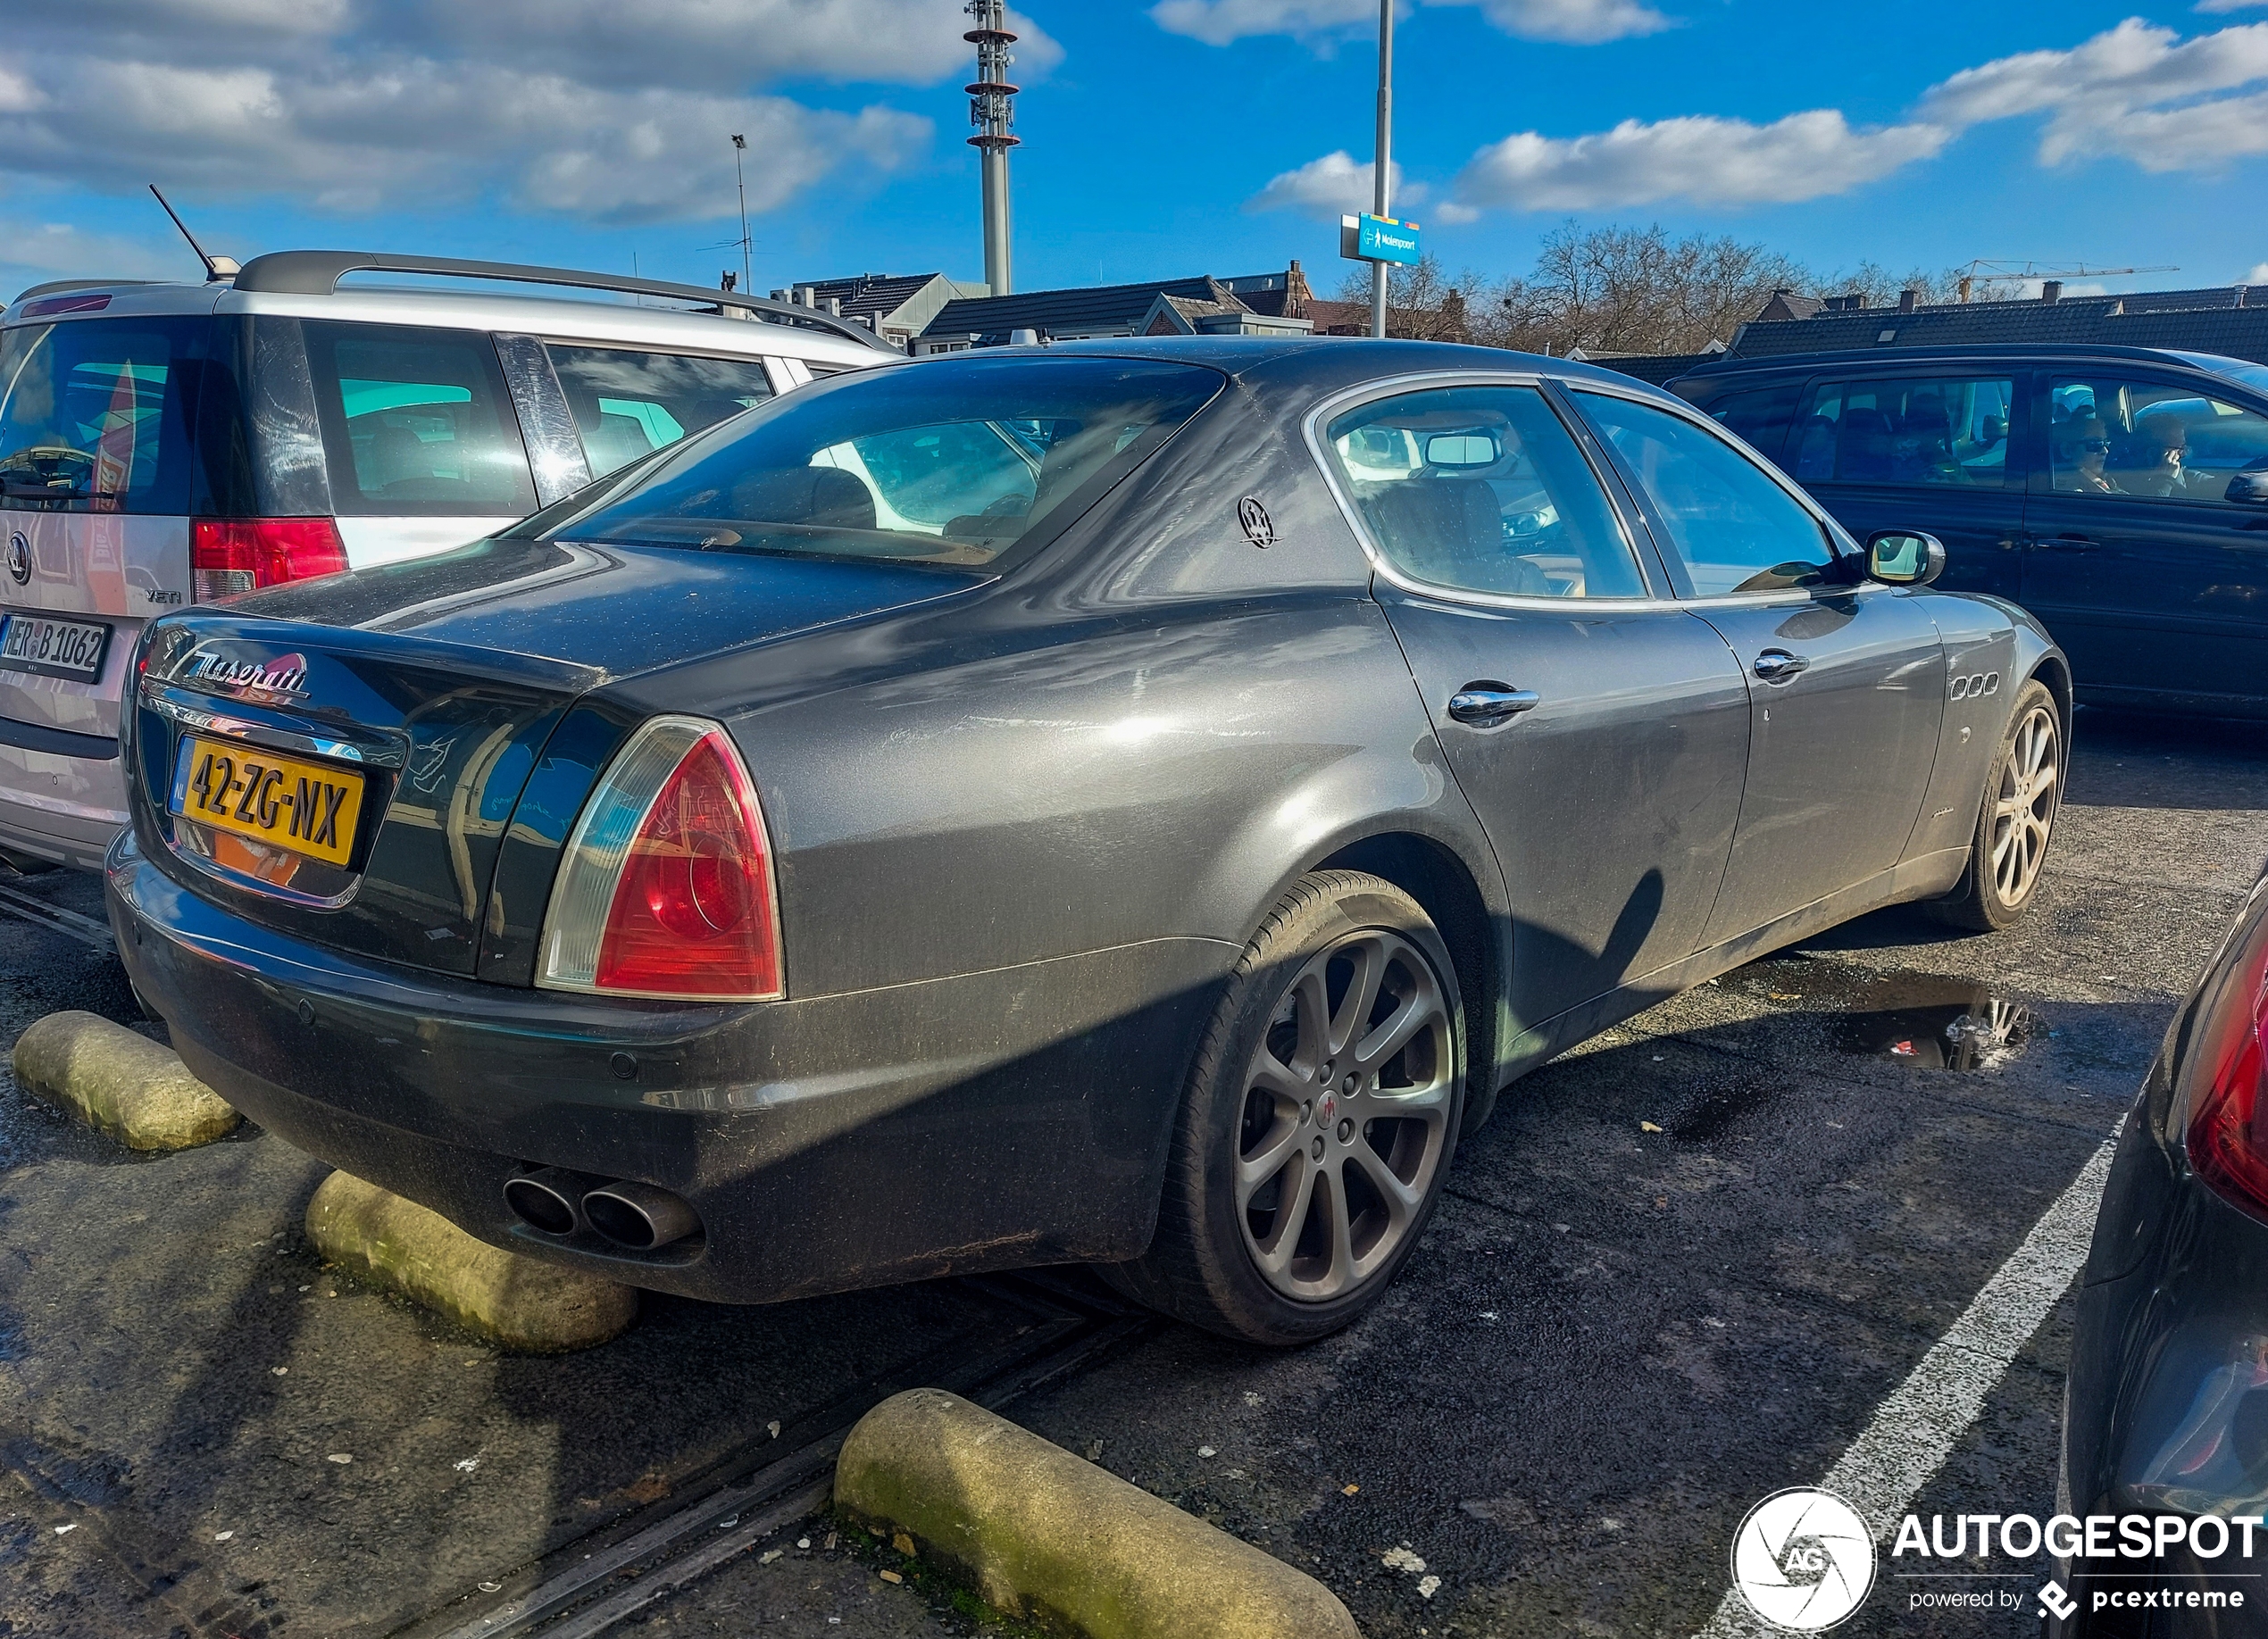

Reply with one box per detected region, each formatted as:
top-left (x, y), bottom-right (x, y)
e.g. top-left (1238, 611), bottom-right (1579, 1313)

top-left (2047, 376), bottom-right (2268, 500)
top-left (1791, 376), bottom-right (2015, 487)
top-left (1322, 384), bottom-right (1647, 599)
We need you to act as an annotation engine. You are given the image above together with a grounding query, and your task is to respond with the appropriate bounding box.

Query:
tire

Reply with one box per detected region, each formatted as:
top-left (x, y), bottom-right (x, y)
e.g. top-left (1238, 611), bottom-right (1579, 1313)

top-left (1928, 678), bottom-right (2063, 932)
top-left (1106, 870), bottom-right (1463, 1345)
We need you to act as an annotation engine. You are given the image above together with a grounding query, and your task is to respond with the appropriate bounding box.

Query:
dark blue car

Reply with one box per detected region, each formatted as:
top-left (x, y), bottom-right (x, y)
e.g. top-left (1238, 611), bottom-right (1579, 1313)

top-left (1671, 345), bottom-right (2268, 717)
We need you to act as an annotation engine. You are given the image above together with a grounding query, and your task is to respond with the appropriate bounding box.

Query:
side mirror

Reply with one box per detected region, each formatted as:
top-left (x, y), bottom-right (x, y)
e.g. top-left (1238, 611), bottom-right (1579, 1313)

top-left (2227, 466), bottom-right (2268, 505)
top-left (1866, 529), bottom-right (1946, 587)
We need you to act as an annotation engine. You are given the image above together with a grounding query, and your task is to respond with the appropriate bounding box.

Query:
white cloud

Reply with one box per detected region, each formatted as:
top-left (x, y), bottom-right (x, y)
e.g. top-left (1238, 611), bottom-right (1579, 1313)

top-left (0, 220), bottom-right (185, 289)
top-left (2197, 0), bottom-right (2268, 13)
top-left (396, 0), bottom-right (1063, 92)
top-left (0, 0), bottom-right (1032, 227)
top-left (2245, 261), bottom-right (2268, 282)
top-left (1438, 0), bottom-right (1670, 45)
top-left (1245, 151), bottom-right (1424, 216)
top-left (1922, 18), bottom-right (2268, 166)
top-left (1454, 111), bottom-right (1948, 210)
top-left (1153, 0), bottom-right (1667, 46)
top-left (1433, 17), bottom-right (2268, 220)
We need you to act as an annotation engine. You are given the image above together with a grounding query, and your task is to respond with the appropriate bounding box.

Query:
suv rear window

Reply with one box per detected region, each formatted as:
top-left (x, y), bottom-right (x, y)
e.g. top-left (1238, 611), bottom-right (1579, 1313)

top-left (303, 321), bottom-right (537, 518)
top-left (544, 355), bottom-right (1222, 570)
top-left (0, 317), bottom-right (202, 514)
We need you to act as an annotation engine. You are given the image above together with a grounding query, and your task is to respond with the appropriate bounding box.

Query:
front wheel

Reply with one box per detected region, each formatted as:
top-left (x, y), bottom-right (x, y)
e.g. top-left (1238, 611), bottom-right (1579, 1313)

top-left (1929, 678), bottom-right (2062, 931)
top-left (1106, 870), bottom-right (1463, 1345)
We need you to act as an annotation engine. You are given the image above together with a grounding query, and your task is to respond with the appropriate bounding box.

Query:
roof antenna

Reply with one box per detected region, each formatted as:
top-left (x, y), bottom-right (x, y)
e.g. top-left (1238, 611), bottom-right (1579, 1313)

top-left (147, 185), bottom-right (238, 282)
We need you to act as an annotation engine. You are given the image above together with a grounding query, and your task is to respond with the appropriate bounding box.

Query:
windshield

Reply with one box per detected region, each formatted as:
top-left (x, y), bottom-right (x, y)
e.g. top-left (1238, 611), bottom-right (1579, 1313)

top-left (541, 355), bottom-right (1224, 569)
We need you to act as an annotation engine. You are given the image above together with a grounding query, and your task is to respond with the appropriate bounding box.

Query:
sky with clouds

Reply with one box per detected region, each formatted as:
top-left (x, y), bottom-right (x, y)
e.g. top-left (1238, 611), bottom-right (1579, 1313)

top-left (3, 0), bottom-right (2264, 303)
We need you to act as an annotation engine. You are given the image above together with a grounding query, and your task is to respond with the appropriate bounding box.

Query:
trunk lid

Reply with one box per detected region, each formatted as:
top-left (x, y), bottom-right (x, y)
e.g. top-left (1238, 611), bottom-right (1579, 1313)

top-left (129, 537), bottom-right (987, 978)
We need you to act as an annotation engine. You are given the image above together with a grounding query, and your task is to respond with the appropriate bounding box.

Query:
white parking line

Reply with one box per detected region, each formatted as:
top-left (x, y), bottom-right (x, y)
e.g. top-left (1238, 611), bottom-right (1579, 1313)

top-left (1695, 1126), bottom-right (2123, 1638)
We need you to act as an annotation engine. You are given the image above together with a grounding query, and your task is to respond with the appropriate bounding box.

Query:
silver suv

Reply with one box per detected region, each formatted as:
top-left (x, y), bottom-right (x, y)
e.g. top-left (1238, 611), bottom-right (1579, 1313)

top-left (0, 251), bottom-right (893, 869)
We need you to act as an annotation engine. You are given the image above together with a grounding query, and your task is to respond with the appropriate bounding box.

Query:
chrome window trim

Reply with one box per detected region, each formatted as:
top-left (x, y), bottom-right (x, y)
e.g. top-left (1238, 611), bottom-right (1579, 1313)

top-left (1299, 369), bottom-right (1678, 614)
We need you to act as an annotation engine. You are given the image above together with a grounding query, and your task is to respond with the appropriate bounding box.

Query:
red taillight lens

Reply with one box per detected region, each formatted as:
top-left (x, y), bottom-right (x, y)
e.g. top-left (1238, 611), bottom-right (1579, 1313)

top-left (192, 518), bottom-right (347, 603)
top-left (2184, 911), bottom-right (2268, 1217)
top-left (538, 719), bottom-right (783, 1002)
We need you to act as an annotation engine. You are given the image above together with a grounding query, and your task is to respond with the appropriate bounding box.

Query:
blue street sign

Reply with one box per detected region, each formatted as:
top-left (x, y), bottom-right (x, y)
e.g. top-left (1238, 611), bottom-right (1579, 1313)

top-left (1341, 212), bottom-right (1422, 266)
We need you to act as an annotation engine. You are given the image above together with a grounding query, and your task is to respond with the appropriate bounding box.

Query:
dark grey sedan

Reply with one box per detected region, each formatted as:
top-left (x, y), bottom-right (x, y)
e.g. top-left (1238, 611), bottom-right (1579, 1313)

top-left (106, 339), bottom-right (2067, 1344)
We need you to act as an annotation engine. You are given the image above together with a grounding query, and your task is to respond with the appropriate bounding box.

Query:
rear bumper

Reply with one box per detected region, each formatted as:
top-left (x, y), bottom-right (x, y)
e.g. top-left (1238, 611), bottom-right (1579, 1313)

top-left (0, 734), bottom-right (126, 868)
top-left (107, 836), bottom-right (1228, 1303)
top-left (2058, 1099), bottom-right (2268, 1635)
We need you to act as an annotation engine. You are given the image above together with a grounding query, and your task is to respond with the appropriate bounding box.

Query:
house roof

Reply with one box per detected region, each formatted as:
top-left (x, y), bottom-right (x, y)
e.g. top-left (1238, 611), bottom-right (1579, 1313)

top-left (925, 276), bottom-right (1247, 342)
top-left (788, 273), bottom-right (947, 325)
top-left (1588, 351), bottom-right (1722, 386)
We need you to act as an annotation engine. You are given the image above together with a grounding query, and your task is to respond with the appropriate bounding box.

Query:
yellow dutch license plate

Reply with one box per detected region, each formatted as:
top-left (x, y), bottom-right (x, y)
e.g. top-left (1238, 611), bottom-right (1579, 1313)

top-left (169, 734), bottom-right (367, 869)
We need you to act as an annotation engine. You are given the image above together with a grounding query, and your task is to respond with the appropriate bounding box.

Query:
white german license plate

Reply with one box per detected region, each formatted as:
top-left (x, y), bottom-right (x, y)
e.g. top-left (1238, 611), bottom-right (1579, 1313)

top-left (0, 612), bottom-right (112, 682)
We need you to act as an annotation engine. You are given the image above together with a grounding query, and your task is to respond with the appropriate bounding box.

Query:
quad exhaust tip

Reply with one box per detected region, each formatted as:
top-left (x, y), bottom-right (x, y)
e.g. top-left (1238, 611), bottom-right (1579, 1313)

top-left (502, 1167), bottom-right (699, 1252)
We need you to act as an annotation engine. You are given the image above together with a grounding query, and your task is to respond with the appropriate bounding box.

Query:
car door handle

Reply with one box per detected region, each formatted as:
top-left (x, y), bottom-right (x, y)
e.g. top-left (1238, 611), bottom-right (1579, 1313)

top-left (1447, 685), bottom-right (1541, 726)
top-left (2039, 533), bottom-right (2097, 551)
top-left (1752, 649), bottom-right (1810, 682)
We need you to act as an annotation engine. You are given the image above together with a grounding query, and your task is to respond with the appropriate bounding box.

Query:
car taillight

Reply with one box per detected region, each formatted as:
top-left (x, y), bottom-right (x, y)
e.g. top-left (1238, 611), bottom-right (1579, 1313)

top-left (537, 717), bottom-right (783, 1002)
top-left (191, 518), bottom-right (348, 603)
top-left (2183, 909), bottom-right (2268, 1218)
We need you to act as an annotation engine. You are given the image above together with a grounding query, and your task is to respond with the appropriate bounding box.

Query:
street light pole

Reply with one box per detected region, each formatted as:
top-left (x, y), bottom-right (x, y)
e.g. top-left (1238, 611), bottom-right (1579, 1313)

top-left (730, 134), bottom-right (753, 297)
top-left (1371, 0), bottom-right (1392, 339)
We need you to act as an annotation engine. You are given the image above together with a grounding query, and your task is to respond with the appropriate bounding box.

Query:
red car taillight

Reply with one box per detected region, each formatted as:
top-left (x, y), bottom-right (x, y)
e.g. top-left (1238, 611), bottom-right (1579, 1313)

top-left (192, 518), bottom-right (348, 603)
top-left (2183, 908), bottom-right (2268, 1217)
top-left (537, 717), bottom-right (783, 1002)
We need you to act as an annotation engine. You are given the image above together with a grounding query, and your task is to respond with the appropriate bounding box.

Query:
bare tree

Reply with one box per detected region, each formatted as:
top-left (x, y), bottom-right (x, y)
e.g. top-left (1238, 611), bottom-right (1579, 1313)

top-left (1472, 221), bottom-right (1809, 357)
top-left (1330, 254), bottom-right (1487, 342)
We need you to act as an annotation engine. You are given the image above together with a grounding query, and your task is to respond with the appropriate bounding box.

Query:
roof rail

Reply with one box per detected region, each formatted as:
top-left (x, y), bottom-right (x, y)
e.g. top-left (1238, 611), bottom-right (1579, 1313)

top-left (229, 252), bottom-right (896, 353)
top-left (13, 279), bottom-right (163, 304)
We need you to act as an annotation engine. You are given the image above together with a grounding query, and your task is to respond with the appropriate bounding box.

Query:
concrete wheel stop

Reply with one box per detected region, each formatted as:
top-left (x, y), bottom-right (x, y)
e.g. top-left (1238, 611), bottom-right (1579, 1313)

top-left (304, 1170), bottom-right (638, 1353)
top-left (835, 1387), bottom-right (1362, 1639)
top-left (11, 1010), bottom-right (240, 1152)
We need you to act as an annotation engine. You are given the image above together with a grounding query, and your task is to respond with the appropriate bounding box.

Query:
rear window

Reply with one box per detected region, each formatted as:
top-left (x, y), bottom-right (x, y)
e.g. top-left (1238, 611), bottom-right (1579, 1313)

top-left (303, 321), bottom-right (537, 518)
top-left (544, 355), bottom-right (1223, 569)
top-left (544, 344), bottom-right (774, 479)
top-left (0, 317), bottom-right (202, 514)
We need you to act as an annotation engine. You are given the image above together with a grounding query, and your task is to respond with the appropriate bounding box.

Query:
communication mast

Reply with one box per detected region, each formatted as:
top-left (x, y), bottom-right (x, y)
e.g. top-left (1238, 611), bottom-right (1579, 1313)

top-left (965, 0), bottom-right (1019, 295)
top-left (1955, 259), bottom-right (2178, 302)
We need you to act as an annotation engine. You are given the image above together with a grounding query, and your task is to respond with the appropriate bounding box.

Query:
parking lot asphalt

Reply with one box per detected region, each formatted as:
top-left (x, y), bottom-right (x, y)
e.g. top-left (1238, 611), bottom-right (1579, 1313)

top-left (1, 705), bottom-right (2261, 1639)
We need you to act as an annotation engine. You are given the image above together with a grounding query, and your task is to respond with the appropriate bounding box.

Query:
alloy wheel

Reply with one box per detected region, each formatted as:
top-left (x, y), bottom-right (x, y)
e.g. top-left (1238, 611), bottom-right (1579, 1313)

top-left (1990, 704), bottom-right (2058, 904)
top-left (1233, 928), bottom-right (1455, 1302)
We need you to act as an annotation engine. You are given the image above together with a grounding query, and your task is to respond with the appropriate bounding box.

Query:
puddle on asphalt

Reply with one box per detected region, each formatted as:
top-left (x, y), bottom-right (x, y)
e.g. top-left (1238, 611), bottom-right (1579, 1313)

top-left (1736, 967), bottom-right (2046, 1072)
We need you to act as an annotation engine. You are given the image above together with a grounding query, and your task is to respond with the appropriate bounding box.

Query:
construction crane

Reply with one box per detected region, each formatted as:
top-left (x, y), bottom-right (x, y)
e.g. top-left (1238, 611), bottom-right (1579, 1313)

top-left (1955, 260), bottom-right (2179, 303)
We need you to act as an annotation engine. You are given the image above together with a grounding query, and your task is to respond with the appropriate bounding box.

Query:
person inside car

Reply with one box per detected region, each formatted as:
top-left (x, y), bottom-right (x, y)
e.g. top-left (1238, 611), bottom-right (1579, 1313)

top-left (2122, 412), bottom-right (2197, 497)
top-left (2055, 414), bottom-right (2120, 494)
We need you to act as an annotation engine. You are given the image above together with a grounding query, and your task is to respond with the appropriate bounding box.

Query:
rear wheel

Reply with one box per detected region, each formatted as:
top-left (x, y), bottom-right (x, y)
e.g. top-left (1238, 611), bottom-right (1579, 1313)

top-left (1929, 678), bottom-right (2062, 931)
top-left (1107, 870), bottom-right (1463, 1345)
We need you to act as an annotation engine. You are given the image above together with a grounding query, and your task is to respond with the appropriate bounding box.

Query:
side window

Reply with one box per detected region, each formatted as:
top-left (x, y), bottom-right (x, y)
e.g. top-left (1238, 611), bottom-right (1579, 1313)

top-left (1575, 390), bottom-right (1837, 596)
top-left (2046, 375), bottom-right (2268, 503)
top-left (303, 322), bottom-right (537, 517)
top-left (1320, 384), bottom-right (1647, 600)
top-left (1697, 382), bottom-right (1805, 465)
top-left (1792, 377), bottom-right (2014, 487)
top-left (544, 345), bottom-right (776, 479)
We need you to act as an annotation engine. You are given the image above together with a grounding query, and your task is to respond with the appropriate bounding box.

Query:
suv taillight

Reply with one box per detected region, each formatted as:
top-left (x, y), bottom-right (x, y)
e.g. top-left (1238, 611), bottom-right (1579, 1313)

top-left (192, 518), bottom-right (348, 602)
top-left (537, 716), bottom-right (783, 1002)
top-left (2183, 907), bottom-right (2268, 1217)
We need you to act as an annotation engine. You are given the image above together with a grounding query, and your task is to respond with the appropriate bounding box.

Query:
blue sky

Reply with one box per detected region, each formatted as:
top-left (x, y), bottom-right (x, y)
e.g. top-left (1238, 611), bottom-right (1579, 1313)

top-left (4, 0), bottom-right (2265, 308)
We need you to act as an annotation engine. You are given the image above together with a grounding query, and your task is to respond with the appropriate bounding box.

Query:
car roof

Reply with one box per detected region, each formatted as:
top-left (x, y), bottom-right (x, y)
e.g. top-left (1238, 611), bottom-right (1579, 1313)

top-left (1668, 341), bottom-right (2238, 383)
top-left (1021, 333), bottom-right (1680, 404)
top-left (3, 261), bottom-right (885, 366)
